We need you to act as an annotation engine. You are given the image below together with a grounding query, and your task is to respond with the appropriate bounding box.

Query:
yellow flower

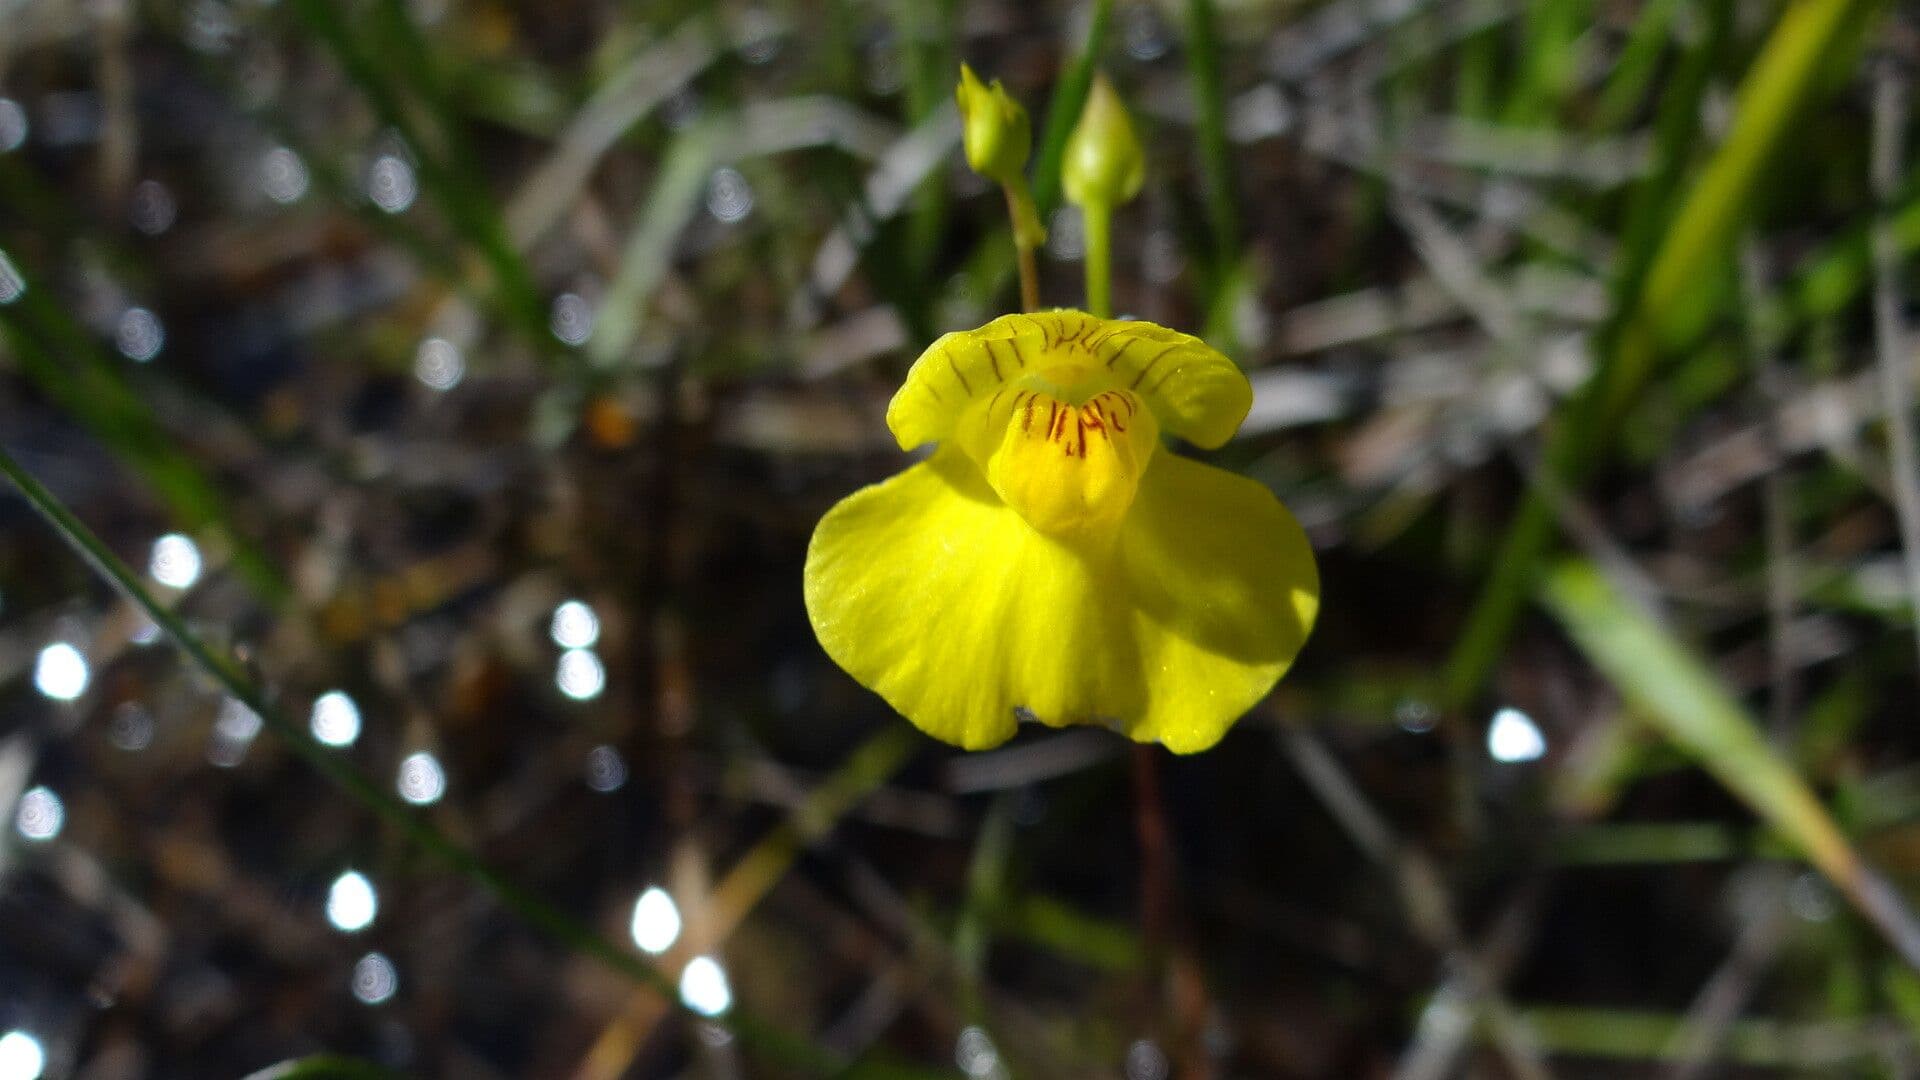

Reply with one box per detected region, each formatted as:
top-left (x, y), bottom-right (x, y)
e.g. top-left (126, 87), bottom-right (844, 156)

top-left (805, 310), bottom-right (1319, 754)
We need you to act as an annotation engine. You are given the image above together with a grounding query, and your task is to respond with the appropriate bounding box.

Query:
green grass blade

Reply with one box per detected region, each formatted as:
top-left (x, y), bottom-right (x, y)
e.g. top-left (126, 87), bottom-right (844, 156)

top-left (955, 796), bottom-right (1014, 1021)
top-left (1510, 1006), bottom-right (1891, 1068)
top-left (1183, 0), bottom-right (1238, 278)
top-left (240, 1057), bottom-right (407, 1080)
top-left (1591, 0), bottom-right (1686, 130)
top-left (899, 0), bottom-right (958, 282)
top-left (1541, 560), bottom-right (1920, 969)
top-left (996, 894), bottom-right (1141, 972)
top-left (1642, 0), bottom-right (1885, 347)
top-left (585, 122), bottom-right (723, 368)
top-left (1503, 0), bottom-right (1589, 127)
top-left (1547, 822), bottom-right (1794, 865)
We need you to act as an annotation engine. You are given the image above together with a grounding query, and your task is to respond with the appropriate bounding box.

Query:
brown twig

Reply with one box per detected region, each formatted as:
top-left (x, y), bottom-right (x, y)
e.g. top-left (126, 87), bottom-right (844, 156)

top-left (1132, 744), bottom-right (1213, 1080)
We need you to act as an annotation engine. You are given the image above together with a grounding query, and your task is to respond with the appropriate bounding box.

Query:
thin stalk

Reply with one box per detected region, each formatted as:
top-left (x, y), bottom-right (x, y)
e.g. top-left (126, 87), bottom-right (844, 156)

top-left (1014, 239), bottom-right (1042, 313)
top-left (1003, 179), bottom-right (1043, 312)
top-left (0, 445), bottom-right (908, 1078)
top-left (1869, 59), bottom-right (1920, 677)
top-left (1738, 241), bottom-right (1799, 743)
top-left (1084, 201), bottom-right (1113, 317)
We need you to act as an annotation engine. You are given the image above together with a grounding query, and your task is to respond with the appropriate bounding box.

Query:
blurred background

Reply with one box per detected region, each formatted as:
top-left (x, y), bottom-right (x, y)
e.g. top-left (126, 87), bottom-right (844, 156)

top-left (4, 0), bottom-right (1920, 1076)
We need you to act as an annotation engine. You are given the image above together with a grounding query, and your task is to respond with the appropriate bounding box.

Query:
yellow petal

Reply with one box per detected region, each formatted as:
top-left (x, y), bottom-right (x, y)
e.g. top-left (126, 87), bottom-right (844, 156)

top-left (887, 311), bottom-right (1252, 453)
top-left (803, 447), bottom-right (1318, 753)
top-left (1114, 451), bottom-right (1319, 751)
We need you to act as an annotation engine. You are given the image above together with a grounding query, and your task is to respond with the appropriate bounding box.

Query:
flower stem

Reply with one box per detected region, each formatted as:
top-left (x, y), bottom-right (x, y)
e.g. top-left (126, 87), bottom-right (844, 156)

top-left (1084, 200), bottom-right (1113, 318)
top-left (1002, 177), bottom-right (1045, 312)
top-left (1014, 243), bottom-right (1041, 313)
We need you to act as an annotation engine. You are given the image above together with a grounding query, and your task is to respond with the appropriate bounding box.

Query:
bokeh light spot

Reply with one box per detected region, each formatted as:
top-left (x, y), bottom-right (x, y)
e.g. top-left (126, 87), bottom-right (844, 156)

top-left (0, 250), bottom-right (22, 304)
top-left (0, 1031), bottom-right (46, 1080)
top-left (414, 337), bottom-right (464, 391)
top-left (956, 1027), bottom-right (1003, 1079)
top-left (550, 293), bottom-right (594, 346)
top-left (1486, 707), bottom-right (1546, 764)
top-left (326, 870), bottom-right (378, 932)
top-left (396, 751), bottom-right (446, 806)
top-left (115, 307), bottom-right (165, 362)
top-left (550, 599), bottom-right (600, 649)
top-left (310, 691), bottom-right (362, 748)
top-left (33, 643), bottom-right (88, 701)
top-left (209, 697), bottom-right (263, 767)
top-left (367, 155), bottom-right (417, 213)
top-left (706, 167), bottom-right (754, 224)
top-left (0, 99), bottom-right (27, 152)
top-left (556, 648), bottom-right (605, 701)
top-left (130, 179), bottom-right (178, 235)
top-left (585, 745), bottom-right (628, 792)
top-left (351, 952), bottom-right (398, 1004)
top-left (678, 955), bottom-right (731, 1017)
top-left (15, 786), bottom-right (64, 842)
top-left (261, 146), bottom-right (309, 204)
top-left (630, 887), bottom-right (681, 955)
top-left (109, 703), bottom-right (155, 751)
top-left (149, 533), bottom-right (203, 589)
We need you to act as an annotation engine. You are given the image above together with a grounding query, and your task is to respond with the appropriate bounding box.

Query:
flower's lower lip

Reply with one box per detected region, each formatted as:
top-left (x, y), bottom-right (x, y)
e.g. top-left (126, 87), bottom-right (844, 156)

top-left (803, 443), bottom-right (1319, 754)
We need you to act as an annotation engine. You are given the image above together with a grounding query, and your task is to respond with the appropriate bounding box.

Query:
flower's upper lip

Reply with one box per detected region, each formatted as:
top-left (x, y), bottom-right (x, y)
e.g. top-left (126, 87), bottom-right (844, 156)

top-left (886, 309), bottom-right (1254, 454)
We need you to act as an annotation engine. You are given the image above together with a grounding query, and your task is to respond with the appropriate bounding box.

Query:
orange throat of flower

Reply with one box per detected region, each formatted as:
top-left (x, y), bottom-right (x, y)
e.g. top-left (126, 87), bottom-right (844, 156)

top-left (957, 377), bottom-right (1160, 542)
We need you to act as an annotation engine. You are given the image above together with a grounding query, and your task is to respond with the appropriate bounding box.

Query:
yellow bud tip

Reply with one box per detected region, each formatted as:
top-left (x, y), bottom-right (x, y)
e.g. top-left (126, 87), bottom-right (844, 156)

top-left (955, 63), bottom-right (1032, 186)
top-left (1062, 74), bottom-right (1145, 211)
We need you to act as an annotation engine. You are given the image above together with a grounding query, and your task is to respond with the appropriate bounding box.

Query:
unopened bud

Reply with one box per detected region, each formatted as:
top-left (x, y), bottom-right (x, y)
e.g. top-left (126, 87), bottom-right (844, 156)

top-left (956, 63), bottom-right (1032, 186)
top-left (1062, 74), bottom-right (1144, 211)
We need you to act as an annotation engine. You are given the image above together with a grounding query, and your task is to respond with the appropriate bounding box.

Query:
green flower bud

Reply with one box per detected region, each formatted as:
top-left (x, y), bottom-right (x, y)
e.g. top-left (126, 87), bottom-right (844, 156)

top-left (956, 63), bottom-right (1032, 186)
top-left (1062, 74), bottom-right (1144, 211)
